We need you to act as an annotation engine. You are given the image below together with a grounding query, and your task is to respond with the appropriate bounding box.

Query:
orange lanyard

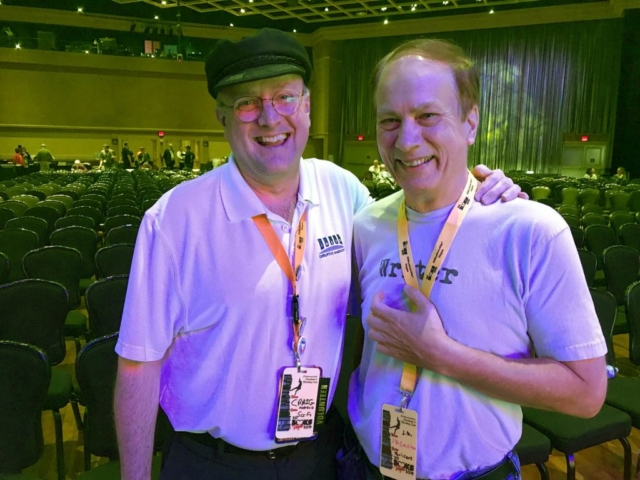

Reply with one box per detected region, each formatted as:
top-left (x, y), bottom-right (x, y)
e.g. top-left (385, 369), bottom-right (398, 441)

top-left (253, 211), bottom-right (307, 370)
top-left (396, 171), bottom-right (477, 408)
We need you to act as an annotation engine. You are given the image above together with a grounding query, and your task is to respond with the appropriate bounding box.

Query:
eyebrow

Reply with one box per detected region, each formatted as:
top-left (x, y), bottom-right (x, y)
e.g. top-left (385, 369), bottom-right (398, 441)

top-left (377, 102), bottom-right (440, 117)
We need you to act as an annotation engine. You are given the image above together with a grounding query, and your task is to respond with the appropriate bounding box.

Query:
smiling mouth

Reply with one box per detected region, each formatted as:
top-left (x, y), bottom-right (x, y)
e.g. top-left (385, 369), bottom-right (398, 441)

top-left (398, 155), bottom-right (435, 167)
top-left (256, 133), bottom-right (290, 147)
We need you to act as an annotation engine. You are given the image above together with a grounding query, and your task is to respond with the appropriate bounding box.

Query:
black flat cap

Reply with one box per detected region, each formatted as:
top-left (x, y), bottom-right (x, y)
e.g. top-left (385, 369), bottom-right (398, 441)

top-left (205, 28), bottom-right (312, 99)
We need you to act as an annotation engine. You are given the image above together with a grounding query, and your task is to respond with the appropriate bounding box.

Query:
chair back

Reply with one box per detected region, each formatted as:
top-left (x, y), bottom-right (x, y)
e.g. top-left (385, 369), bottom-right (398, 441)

top-left (560, 214), bottom-right (581, 229)
top-left (0, 207), bottom-right (16, 229)
top-left (570, 226), bottom-right (585, 249)
top-left (578, 188), bottom-right (600, 206)
top-left (22, 245), bottom-right (84, 309)
top-left (108, 195), bottom-right (137, 209)
top-left (47, 194), bottom-right (74, 211)
top-left (10, 195), bottom-right (39, 208)
top-left (107, 205), bottom-right (141, 218)
top-left (624, 281), bottom-right (640, 365)
top-left (95, 244), bottom-right (135, 278)
top-left (37, 199), bottom-right (66, 216)
top-left (68, 205), bottom-right (104, 226)
top-left (582, 213), bottom-right (608, 228)
top-left (581, 204), bottom-right (604, 216)
top-left (73, 199), bottom-right (104, 212)
top-left (610, 192), bottom-right (631, 213)
top-left (603, 245), bottom-right (640, 305)
top-left (609, 212), bottom-right (634, 239)
top-left (590, 288), bottom-right (618, 368)
top-left (578, 249), bottom-right (597, 287)
top-left (107, 224), bottom-right (140, 246)
top-left (103, 215), bottom-right (142, 236)
top-left (0, 200), bottom-right (29, 217)
top-left (620, 223), bottom-right (640, 252)
top-left (0, 228), bottom-right (40, 282)
top-left (0, 341), bottom-right (50, 473)
top-left (0, 279), bottom-right (69, 364)
top-left (531, 186), bottom-right (551, 201)
top-left (584, 225), bottom-right (616, 270)
top-left (0, 251), bottom-right (9, 285)
top-left (561, 187), bottom-right (580, 207)
top-left (86, 275), bottom-right (129, 338)
top-left (628, 190), bottom-right (640, 212)
top-left (55, 214), bottom-right (96, 230)
top-left (50, 226), bottom-right (99, 278)
top-left (75, 333), bottom-right (121, 460)
top-left (6, 216), bottom-right (48, 246)
top-left (23, 205), bottom-right (61, 234)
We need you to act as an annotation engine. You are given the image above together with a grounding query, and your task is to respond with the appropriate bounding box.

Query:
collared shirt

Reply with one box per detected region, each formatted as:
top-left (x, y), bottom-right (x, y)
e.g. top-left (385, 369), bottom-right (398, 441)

top-left (116, 156), bottom-right (371, 450)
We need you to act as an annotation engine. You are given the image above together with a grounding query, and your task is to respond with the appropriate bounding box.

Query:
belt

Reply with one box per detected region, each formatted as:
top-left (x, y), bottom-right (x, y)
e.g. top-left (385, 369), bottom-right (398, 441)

top-left (178, 431), bottom-right (300, 460)
top-left (366, 452), bottom-right (516, 480)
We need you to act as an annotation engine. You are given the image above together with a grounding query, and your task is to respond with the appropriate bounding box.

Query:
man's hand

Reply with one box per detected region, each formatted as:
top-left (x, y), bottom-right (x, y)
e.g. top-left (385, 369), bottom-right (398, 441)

top-left (472, 165), bottom-right (529, 204)
top-left (367, 285), bottom-right (453, 372)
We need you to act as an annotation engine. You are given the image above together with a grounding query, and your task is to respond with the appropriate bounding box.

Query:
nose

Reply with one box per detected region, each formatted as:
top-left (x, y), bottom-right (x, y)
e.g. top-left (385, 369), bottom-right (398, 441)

top-left (395, 119), bottom-right (421, 154)
top-left (256, 99), bottom-right (281, 127)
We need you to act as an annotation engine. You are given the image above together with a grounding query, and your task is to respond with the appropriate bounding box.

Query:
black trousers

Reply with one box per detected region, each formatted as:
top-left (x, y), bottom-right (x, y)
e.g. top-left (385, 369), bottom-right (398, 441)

top-left (160, 410), bottom-right (344, 480)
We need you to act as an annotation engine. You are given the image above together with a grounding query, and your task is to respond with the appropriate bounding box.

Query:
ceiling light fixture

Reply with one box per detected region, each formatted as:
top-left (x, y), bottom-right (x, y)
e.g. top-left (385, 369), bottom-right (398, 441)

top-left (489, 9), bottom-right (494, 13)
top-left (411, 6), bottom-right (416, 11)
top-left (443, 0), bottom-right (449, 5)
top-left (15, 43), bottom-right (20, 49)
top-left (293, 29), bottom-right (297, 32)
top-left (230, 23), bottom-right (234, 26)
top-left (380, 6), bottom-right (387, 11)
top-left (77, 7), bottom-right (83, 13)
top-left (383, 18), bottom-right (388, 24)
top-left (240, 8), bottom-right (245, 12)
top-left (324, 7), bottom-right (328, 11)
top-left (154, 15), bottom-right (159, 19)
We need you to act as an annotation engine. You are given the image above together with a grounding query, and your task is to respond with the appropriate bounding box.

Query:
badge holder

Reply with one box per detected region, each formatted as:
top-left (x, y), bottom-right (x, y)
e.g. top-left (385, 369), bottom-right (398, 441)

top-left (380, 392), bottom-right (418, 480)
top-left (275, 366), bottom-right (330, 443)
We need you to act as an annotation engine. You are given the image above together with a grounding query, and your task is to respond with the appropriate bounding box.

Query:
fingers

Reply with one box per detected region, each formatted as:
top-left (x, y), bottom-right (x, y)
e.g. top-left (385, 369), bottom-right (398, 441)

top-left (471, 164), bottom-right (491, 180)
top-left (402, 284), bottom-right (430, 315)
top-left (498, 184), bottom-right (523, 203)
top-left (517, 191), bottom-right (529, 200)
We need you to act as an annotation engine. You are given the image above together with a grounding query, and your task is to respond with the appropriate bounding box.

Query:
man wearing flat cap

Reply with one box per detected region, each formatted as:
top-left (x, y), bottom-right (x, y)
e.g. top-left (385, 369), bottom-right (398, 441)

top-left (114, 28), bottom-right (521, 480)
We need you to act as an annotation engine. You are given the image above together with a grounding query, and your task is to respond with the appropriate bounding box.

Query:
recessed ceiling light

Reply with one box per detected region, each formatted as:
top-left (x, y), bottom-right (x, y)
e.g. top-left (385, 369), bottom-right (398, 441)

top-left (443, 0), bottom-right (449, 4)
top-left (356, 11), bottom-right (366, 15)
top-left (161, 0), bottom-right (167, 4)
top-left (154, 15), bottom-right (159, 19)
top-left (293, 29), bottom-right (297, 32)
top-left (324, 7), bottom-right (328, 11)
top-left (383, 19), bottom-right (388, 24)
top-left (77, 7), bottom-right (83, 12)
top-left (240, 8), bottom-right (245, 12)
top-left (411, 6), bottom-right (416, 11)
top-left (489, 9), bottom-right (494, 13)
top-left (230, 23), bottom-right (234, 26)
top-left (380, 6), bottom-right (387, 11)
top-left (85, 50), bottom-right (89, 54)
top-left (15, 43), bottom-right (21, 49)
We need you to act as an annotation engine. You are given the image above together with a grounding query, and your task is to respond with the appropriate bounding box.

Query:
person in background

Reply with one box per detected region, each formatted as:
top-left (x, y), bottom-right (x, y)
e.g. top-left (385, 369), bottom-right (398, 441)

top-left (98, 144), bottom-right (117, 170)
top-left (122, 142), bottom-right (134, 169)
top-left (348, 38), bottom-right (607, 480)
top-left (72, 159), bottom-right (88, 172)
top-left (584, 167), bottom-right (598, 180)
top-left (12, 147), bottom-right (25, 168)
top-left (19, 145), bottom-right (32, 165)
top-left (368, 159), bottom-right (382, 177)
top-left (163, 143), bottom-right (176, 169)
top-left (183, 145), bottom-right (195, 170)
top-left (615, 167), bottom-right (627, 181)
top-left (136, 147), bottom-right (152, 169)
top-left (33, 143), bottom-right (54, 163)
top-left (113, 28), bottom-right (523, 480)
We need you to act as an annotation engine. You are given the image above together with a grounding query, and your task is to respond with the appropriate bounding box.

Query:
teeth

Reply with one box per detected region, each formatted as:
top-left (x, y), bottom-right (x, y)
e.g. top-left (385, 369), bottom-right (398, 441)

top-left (257, 134), bottom-right (288, 144)
top-left (400, 156), bottom-right (434, 167)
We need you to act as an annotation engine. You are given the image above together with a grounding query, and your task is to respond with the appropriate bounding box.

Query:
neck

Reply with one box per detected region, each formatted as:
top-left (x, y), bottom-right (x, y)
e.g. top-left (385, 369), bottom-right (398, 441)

top-left (405, 171), bottom-right (469, 214)
top-left (239, 166), bottom-right (301, 224)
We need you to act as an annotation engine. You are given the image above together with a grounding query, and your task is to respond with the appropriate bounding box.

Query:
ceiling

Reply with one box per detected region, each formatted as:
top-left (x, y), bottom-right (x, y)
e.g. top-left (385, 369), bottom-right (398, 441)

top-left (4, 0), bottom-right (610, 33)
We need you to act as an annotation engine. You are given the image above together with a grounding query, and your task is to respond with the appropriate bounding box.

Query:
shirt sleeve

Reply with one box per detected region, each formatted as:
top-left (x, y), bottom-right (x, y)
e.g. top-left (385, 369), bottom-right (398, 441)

top-left (524, 225), bottom-right (607, 362)
top-left (115, 212), bottom-right (186, 362)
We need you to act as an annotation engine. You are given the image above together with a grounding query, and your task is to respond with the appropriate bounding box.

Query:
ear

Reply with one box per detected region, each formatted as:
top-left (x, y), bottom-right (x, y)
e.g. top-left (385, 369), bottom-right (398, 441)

top-left (215, 107), bottom-right (227, 128)
top-left (465, 105), bottom-right (479, 146)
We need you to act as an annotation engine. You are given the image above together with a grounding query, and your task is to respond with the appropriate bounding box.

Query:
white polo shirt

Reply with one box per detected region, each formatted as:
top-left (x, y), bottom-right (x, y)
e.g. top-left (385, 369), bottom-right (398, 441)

top-left (116, 156), bottom-right (371, 450)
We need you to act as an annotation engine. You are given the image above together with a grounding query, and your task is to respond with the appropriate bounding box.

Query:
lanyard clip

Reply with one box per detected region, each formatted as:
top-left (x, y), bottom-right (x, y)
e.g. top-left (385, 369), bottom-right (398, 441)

top-left (399, 391), bottom-right (412, 411)
top-left (295, 354), bottom-right (301, 373)
top-left (292, 294), bottom-right (300, 326)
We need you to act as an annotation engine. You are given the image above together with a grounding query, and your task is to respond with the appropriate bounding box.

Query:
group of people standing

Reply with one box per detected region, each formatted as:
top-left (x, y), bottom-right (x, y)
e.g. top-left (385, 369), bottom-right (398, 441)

top-left (10, 143), bottom-right (54, 168)
top-left (95, 142), bottom-right (197, 171)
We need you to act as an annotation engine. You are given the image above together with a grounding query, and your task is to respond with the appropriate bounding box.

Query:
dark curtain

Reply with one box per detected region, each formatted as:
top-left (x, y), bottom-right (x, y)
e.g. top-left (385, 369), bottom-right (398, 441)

top-left (339, 19), bottom-right (623, 173)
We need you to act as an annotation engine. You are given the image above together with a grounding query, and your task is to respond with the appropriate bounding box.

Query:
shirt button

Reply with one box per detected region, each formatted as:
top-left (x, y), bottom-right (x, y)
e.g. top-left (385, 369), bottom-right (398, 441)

top-left (297, 201), bottom-right (304, 207)
top-left (282, 225), bottom-right (290, 232)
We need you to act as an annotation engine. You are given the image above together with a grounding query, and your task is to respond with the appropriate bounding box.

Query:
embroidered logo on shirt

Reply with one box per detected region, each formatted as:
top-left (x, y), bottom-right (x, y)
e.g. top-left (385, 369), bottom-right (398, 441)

top-left (317, 234), bottom-right (345, 258)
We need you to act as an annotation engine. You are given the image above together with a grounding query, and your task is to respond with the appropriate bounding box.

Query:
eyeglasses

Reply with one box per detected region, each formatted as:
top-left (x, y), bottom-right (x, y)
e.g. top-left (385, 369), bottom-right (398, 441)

top-left (220, 90), bottom-right (307, 123)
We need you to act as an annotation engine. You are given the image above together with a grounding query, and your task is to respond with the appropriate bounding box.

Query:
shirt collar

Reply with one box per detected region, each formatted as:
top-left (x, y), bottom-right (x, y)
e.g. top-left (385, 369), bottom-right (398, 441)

top-left (220, 155), bottom-right (319, 223)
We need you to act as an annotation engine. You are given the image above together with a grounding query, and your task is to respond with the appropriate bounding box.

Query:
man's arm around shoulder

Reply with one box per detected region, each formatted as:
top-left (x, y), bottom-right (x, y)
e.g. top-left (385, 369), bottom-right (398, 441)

top-left (115, 356), bottom-right (163, 480)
